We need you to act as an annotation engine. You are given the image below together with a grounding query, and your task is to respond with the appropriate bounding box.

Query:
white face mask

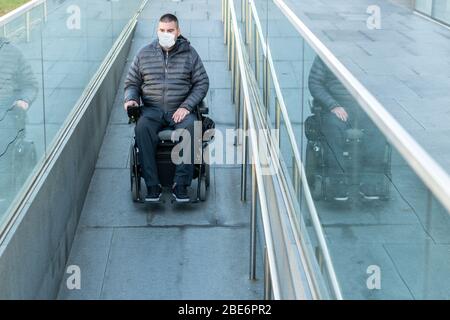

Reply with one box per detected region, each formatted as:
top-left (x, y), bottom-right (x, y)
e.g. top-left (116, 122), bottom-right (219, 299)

top-left (158, 31), bottom-right (176, 49)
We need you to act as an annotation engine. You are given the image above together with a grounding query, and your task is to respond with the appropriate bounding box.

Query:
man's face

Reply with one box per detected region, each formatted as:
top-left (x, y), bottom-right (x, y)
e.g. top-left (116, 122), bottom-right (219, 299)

top-left (158, 21), bottom-right (180, 39)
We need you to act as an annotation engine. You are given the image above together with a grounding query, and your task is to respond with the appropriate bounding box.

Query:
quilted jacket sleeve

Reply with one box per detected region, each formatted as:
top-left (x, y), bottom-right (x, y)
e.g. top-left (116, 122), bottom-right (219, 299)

top-left (124, 54), bottom-right (142, 104)
top-left (308, 56), bottom-right (339, 112)
top-left (180, 47), bottom-right (209, 112)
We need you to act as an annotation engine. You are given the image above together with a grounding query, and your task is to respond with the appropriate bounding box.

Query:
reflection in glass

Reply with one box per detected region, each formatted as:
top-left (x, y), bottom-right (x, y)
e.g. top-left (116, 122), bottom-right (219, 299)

top-left (432, 0), bottom-right (450, 24)
top-left (0, 0), bottom-right (144, 230)
top-left (0, 36), bottom-right (39, 221)
top-left (306, 56), bottom-right (390, 202)
top-left (416, 0), bottom-right (433, 15)
top-left (416, 0), bottom-right (450, 25)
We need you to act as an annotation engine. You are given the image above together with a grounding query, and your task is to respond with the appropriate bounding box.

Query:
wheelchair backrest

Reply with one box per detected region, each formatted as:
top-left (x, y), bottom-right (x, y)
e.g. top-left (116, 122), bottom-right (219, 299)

top-left (308, 97), bottom-right (325, 115)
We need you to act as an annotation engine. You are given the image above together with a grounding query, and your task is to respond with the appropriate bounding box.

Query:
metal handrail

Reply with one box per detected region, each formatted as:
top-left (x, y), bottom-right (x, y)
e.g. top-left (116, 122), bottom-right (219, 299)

top-left (226, 0), bottom-right (283, 299)
top-left (248, 0), bottom-right (267, 56)
top-left (244, 58), bottom-right (324, 299)
top-left (0, 0), bottom-right (46, 26)
top-left (272, 0), bottom-right (450, 214)
top-left (225, 0), bottom-right (342, 300)
top-left (0, 0), bottom-right (47, 42)
top-left (247, 0), bottom-right (343, 299)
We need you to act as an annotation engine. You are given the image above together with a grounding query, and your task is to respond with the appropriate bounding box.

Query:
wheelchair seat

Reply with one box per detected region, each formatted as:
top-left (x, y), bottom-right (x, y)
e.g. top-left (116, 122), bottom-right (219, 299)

top-left (305, 97), bottom-right (392, 201)
top-left (345, 128), bottom-right (364, 141)
top-left (158, 129), bottom-right (180, 143)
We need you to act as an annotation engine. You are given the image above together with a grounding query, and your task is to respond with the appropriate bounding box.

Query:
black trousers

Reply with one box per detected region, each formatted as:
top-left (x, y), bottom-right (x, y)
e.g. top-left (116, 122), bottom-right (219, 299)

top-left (320, 111), bottom-right (386, 184)
top-left (135, 106), bottom-right (196, 188)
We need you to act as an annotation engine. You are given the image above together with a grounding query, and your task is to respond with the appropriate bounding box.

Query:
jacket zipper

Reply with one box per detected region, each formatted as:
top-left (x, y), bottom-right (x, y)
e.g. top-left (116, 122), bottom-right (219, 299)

top-left (165, 50), bottom-right (169, 72)
top-left (163, 50), bottom-right (169, 110)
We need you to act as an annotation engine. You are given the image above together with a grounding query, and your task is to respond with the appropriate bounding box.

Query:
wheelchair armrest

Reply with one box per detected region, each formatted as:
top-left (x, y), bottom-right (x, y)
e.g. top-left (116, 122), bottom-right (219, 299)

top-left (197, 100), bottom-right (209, 116)
top-left (309, 98), bottom-right (323, 114)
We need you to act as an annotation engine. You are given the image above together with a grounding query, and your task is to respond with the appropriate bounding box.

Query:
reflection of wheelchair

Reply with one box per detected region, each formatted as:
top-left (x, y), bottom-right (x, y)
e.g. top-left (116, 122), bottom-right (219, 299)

top-left (304, 99), bottom-right (391, 201)
top-left (5, 106), bottom-right (37, 192)
top-left (128, 100), bottom-right (214, 203)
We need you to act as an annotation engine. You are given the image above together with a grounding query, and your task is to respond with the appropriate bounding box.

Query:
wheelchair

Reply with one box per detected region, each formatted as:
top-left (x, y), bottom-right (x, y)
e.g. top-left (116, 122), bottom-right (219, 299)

top-left (0, 105), bottom-right (37, 193)
top-left (128, 100), bottom-right (214, 203)
top-left (304, 99), bottom-right (392, 201)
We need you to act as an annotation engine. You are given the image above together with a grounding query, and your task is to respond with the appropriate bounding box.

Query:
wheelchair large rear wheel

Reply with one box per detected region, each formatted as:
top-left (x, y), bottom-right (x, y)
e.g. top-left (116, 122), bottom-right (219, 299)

top-left (205, 163), bottom-right (210, 188)
top-left (199, 176), bottom-right (207, 201)
top-left (130, 144), bottom-right (141, 202)
top-left (12, 140), bottom-right (37, 192)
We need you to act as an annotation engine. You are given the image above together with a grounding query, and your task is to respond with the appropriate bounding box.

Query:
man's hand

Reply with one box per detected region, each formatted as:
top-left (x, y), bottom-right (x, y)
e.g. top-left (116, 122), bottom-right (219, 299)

top-left (124, 100), bottom-right (139, 112)
top-left (14, 100), bottom-right (29, 111)
top-left (172, 107), bottom-right (190, 124)
top-left (331, 106), bottom-right (348, 122)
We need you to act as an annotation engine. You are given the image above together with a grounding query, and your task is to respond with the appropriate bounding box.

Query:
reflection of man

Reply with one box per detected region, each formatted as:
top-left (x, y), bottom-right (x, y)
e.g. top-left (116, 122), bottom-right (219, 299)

top-left (124, 14), bottom-right (209, 203)
top-left (0, 38), bottom-right (37, 112)
top-left (0, 37), bottom-right (38, 210)
top-left (308, 56), bottom-right (386, 200)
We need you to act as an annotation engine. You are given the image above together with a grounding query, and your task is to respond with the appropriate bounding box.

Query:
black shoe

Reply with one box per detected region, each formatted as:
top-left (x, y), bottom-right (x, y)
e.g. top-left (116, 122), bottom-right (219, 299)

top-left (145, 185), bottom-right (162, 202)
top-left (172, 184), bottom-right (190, 203)
top-left (359, 183), bottom-right (382, 200)
top-left (328, 178), bottom-right (349, 201)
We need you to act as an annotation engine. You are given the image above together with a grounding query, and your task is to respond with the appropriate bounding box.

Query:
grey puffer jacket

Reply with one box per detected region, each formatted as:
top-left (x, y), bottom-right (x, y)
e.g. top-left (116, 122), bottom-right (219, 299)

top-left (308, 56), bottom-right (358, 112)
top-left (124, 35), bottom-right (209, 113)
top-left (0, 37), bottom-right (38, 109)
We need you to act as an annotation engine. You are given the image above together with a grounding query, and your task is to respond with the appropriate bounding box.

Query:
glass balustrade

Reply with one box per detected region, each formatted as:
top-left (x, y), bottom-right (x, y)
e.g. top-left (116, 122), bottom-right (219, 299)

top-left (0, 0), bottom-right (143, 232)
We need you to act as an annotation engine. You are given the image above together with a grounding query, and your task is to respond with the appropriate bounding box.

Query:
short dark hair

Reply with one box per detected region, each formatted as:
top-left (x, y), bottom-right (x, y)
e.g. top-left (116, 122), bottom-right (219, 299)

top-left (159, 13), bottom-right (179, 28)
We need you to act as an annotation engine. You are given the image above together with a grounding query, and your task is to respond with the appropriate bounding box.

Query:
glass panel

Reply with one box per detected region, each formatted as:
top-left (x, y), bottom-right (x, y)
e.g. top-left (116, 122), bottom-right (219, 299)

top-left (254, 0), bottom-right (450, 299)
top-left (432, 0), bottom-right (450, 24)
top-left (416, 0), bottom-right (433, 15)
top-left (0, 0), bottom-right (143, 233)
top-left (263, 0), bottom-right (339, 297)
top-left (300, 33), bottom-right (450, 301)
top-left (0, 5), bottom-right (45, 226)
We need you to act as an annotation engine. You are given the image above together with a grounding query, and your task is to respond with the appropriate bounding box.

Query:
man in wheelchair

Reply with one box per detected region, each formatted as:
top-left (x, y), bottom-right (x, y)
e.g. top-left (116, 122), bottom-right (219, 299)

top-left (307, 56), bottom-right (389, 201)
top-left (123, 14), bottom-right (209, 203)
top-left (0, 37), bottom-right (38, 209)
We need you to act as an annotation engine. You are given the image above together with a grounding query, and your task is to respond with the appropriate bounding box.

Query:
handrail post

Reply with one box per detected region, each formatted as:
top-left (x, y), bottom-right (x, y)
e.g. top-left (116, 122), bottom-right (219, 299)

top-left (227, 3), bottom-right (232, 68)
top-left (264, 247), bottom-right (272, 300)
top-left (315, 246), bottom-right (324, 274)
top-left (275, 97), bottom-right (281, 147)
top-left (248, 2), bottom-right (253, 47)
top-left (235, 67), bottom-right (241, 115)
top-left (26, 11), bottom-right (30, 42)
top-left (235, 62), bottom-right (242, 147)
top-left (241, 101), bottom-right (248, 201)
top-left (221, 0), bottom-right (224, 23)
top-left (263, 53), bottom-right (267, 106)
top-left (231, 33), bottom-right (236, 98)
top-left (243, 0), bottom-right (249, 44)
top-left (223, 0), bottom-right (228, 44)
top-left (262, 50), bottom-right (270, 116)
top-left (293, 158), bottom-right (300, 200)
top-left (249, 163), bottom-right (257, 280)
top-left (44, 0), bottom-right (48, 22)
top-left (254, 28), bottom-right (259, 82)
